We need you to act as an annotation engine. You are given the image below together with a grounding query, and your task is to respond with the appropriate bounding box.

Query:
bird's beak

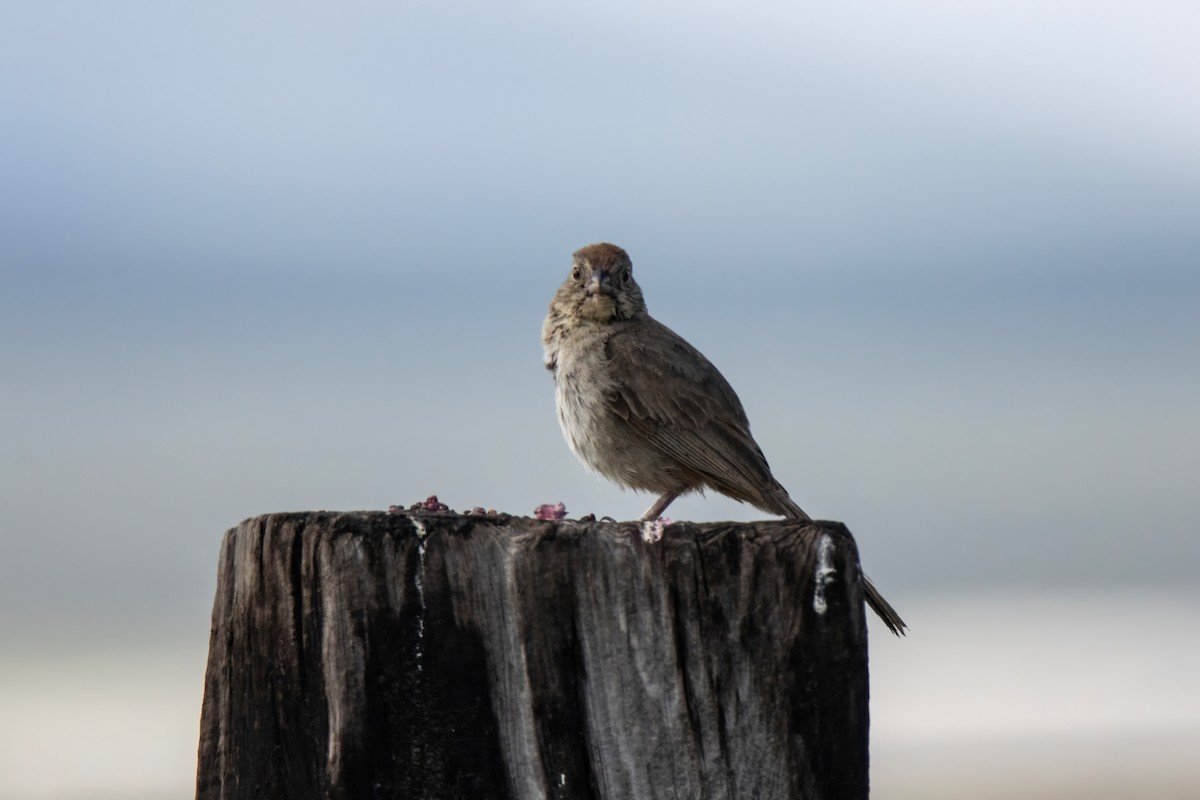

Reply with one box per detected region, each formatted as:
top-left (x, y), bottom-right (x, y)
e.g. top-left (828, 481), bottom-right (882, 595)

top-left (587, 268), bottom-right (612, 297)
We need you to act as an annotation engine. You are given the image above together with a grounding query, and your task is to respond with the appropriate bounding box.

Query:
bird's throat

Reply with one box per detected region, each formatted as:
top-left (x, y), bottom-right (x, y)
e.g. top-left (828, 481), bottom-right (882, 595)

top-left (579, 295), bottom-right (617, 322)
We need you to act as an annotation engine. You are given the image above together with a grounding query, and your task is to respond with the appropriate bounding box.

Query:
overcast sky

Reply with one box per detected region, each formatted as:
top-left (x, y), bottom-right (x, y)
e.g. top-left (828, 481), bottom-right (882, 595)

top-left (2, 1), bottom-right (1197, 642)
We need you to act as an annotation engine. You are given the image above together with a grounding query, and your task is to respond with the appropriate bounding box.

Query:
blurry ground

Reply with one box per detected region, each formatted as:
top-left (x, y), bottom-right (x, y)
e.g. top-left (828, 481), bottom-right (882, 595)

top-left (869, 589), bottom-right (1200, 799)
top-left (2, 589), bottom-right (1196, 799)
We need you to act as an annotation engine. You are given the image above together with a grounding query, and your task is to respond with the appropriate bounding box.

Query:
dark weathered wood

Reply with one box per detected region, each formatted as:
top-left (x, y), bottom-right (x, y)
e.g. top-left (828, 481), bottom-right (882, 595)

top-left (196, 512), bottom-right (870, 800)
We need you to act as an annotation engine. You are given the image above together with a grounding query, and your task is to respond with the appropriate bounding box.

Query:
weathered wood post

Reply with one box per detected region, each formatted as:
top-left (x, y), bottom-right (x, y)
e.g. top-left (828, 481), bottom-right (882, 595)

top-left (195, 511), bottom-right (870, 800)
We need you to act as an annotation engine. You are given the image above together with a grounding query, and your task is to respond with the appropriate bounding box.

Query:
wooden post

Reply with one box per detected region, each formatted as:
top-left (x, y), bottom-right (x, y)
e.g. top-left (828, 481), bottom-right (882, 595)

top-left (195, 511), bottom-right (870, 800)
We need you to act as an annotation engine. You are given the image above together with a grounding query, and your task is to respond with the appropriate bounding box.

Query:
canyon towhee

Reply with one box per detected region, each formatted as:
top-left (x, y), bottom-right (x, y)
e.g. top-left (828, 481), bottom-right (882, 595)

top-left (542, 242), bottom-right (906, 635)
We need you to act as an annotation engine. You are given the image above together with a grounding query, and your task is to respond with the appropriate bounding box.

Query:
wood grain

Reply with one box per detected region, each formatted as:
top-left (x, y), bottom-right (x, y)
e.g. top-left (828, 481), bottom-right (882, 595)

top-left (196, 512), bottom-right (869, 800)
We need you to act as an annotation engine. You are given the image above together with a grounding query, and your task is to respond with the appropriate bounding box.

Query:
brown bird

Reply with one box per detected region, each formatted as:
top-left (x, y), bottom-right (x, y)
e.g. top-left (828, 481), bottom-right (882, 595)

top-left (542, 242), bottom-right (906, 635)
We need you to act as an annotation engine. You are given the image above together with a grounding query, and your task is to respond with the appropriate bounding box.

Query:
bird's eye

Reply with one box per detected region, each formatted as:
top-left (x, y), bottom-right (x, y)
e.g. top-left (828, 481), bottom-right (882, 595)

top-left (571, 266), bottom-right (582, 280)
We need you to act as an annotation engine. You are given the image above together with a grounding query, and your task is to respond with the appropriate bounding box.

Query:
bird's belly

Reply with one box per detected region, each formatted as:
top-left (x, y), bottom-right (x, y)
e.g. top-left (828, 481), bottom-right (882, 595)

top-left (554, 363), bottom-right (678, 492)
top-left (555, 373), bottom-right (611, 469)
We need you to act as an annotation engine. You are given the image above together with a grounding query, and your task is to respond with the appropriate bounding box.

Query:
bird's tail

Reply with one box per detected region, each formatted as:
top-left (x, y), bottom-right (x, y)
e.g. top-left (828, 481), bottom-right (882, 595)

top-left (863, 575), bottom-right (907, 636)
top-left (780, 496), bottom-right (907, 636)
top-left (779, 497), bottom-right (813, 521)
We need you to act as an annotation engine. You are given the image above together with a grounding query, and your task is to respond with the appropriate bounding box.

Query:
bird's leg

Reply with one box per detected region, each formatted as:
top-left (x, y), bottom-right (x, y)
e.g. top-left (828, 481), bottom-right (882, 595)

top-left (640, 492), bottom-right (679, 521)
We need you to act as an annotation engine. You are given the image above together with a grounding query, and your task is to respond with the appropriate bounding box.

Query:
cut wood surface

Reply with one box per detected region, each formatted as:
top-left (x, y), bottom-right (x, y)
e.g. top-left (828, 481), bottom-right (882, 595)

top-left (196, 511), bottom-right (870, 800)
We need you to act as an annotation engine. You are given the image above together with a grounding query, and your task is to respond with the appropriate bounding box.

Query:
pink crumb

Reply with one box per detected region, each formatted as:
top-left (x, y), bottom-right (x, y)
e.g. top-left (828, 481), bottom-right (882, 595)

top-left (534, 502), bottom-right (568, 520)
top-left (396, 495), bottom-right (451, 513)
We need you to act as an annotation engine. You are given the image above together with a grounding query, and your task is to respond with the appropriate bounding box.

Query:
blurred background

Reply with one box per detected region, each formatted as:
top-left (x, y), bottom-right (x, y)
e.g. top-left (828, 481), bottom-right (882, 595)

top-left (2, 1), bottom-right (1197, 797)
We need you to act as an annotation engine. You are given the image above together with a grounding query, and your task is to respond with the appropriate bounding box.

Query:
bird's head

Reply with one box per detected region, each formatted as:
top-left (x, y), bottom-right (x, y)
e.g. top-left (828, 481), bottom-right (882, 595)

top-left (552, 242), bottom-right (646, 323)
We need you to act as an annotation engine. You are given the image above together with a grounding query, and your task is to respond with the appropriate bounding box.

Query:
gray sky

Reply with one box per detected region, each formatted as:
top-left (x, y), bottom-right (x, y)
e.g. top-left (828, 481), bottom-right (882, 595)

top-left (2, 1), bottom-right (1198, 641)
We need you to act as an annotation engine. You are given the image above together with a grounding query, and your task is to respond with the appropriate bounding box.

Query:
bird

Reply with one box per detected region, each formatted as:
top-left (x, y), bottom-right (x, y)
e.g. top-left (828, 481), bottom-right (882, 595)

top-left (541, 242), bottom-right (906, 635)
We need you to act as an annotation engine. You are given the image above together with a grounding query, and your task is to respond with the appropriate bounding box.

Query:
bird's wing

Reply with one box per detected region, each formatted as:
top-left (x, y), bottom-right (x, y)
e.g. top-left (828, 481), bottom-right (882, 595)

top-left (604, 318), bottom-right (780, 505)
